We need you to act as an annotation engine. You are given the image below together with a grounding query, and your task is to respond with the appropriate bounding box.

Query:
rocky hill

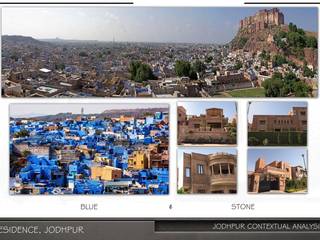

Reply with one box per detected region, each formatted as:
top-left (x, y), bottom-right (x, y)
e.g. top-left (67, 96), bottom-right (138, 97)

top-left (230, 25), bottom-right (281, 53)
top-left (230, 24), bottom-right (318, 67)
top-left (2, 35), bottom-right (50, 47)
top-left (11, 108), bottom-right (168, 121)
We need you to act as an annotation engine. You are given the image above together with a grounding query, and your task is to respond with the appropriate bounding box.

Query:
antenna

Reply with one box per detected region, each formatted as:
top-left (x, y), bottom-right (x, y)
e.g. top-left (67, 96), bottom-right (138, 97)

top-left (302, 154), bottom-right (307, 172)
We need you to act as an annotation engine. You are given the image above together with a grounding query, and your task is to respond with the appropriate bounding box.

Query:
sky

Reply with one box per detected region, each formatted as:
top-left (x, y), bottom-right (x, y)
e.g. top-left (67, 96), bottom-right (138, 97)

top-left (177, 147), bottom-right (237, 188)
top-left (178, 101), bottom-right (237, 120)
top-left (10, 103), bottom-right (169, 118)
top-left (247, 148), bottom-right (308, 171)
top-left (247, 101), bottom-right (307, 123)
top-left (2, 7), bottom-right (318, 44)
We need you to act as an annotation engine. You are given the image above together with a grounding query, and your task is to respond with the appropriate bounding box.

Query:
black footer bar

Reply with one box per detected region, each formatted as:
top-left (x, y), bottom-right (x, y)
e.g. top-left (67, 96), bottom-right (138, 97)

top-left (1, 219), bottom-right (320, 240)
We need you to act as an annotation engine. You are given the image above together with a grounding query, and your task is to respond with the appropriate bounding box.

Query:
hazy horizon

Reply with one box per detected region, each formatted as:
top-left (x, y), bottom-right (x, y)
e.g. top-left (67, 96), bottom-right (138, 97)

top-left (10, 103), bottom-right (169, 118)
top-left (2, 7), bottom-right (318, 44)
top-left (2, 34), bottom-right (224, 45)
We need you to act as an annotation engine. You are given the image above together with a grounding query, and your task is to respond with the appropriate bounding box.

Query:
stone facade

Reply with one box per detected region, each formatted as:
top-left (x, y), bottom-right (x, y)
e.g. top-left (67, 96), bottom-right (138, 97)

top-left (249, 107), bottom-right (307, 132)
top-left (215, 72), bottom-right (246, 84)
top-left (178, 106), bottom-right (234, 145)
top-left (240, 8), bottom-right (284, 33)
top-left (128, 150), bottom-right (148, 170)
top-left (54, 145), bottom-right (79, 164)
top-left (183, 152), bottom-right (237, 194)
top-left (91, 166), bottom-right (122, 181)
top-left (248, 158), bottom-right (307, 193)
top-left (13, 143), bottom-right (50, 157)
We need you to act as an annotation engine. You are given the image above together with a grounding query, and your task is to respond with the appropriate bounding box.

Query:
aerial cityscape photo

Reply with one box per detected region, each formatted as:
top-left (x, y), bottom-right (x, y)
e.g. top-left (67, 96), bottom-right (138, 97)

top-left (2, 7), bottom-right (318, 98)
top-left (9, 103), bottom-right (169, 195)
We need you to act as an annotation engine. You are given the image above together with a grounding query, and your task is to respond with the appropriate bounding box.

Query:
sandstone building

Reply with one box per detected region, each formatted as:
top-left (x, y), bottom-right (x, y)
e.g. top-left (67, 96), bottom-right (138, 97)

top-left (182, 152), bottom-right (237, 194)
top-left (249, 107), bottom-right (307, 133)
top-left (248, 158), bottom-right (307, 193)
top-left (178, 106), bottom-right (236, 145)
top-left (240, 8), bottom-right (284, 33)
top-left (91, 165), bottom-right (122, 181)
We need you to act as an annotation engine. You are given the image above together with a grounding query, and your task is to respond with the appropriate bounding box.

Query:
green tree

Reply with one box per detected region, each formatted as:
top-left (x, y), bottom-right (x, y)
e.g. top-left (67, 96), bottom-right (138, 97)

top-left (175, 60), bottom-right (191, 77)
top-left (303, 65), bottom-right (315, 78)
top-left (128, 61), bottom-right (156, 82)
top-left (259, 50), bottom-right (267, 60)
top-left (189, 70), bottom-right (198, 80)
top-left (226, 123), bottom-right (237, 140)
top-left (14, 129), bottom-right (29, 138)
top-left (192, 60), bottom-right (206, 75)
top-left (262, 71), bottom-right (310, 97)
top-left (234, 60), bottom-right (243, 70)
top-left (55, 63), bottom-right (65, 71)
top-left (272, 54), bottom-right (287, 67)
top-left (293, 81), bottom-right (311, 97)
top-left (177, 187), bottom-right (186, 194)
top-left (287, 31), bottom-right (305, 49)
top-left (283, 71), bottom-right (299, 95)
top-left (288, 22), bottom-right (298, 32)
top-left (129, 61), bottom-right (140, 80)
top-left (205, 55), bottom-right (213, 63)
top-left (306, 36), bottom-right (318, 48)
top-left (262, 75), bottom-right (284, 97)
top-left (134, 63), bottom-right (155, 82)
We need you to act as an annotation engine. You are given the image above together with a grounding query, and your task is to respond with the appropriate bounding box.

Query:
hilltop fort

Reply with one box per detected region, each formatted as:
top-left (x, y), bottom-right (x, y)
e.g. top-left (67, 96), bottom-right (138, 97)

top-left (240, 8), bottom-right (284, 33)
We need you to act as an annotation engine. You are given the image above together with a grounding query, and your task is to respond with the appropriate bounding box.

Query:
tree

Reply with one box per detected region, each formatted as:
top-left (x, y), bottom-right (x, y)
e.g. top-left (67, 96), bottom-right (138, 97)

top-left (259, 50), bottom-right (267, 60)
top-left (288, 22), bottom-right (298, 32)
top-left (248, 137), bottom-right (260, 146)
top-left (13, 129), bottom-right (29, 138)
top-left (234, 60), bottom-right (243, 70)
top-left (128, 61), bottom-right (156, 83)
top-left (272, 54), bottom-right (287, 67)
top-left (274, 31), bottom-right (288, 50)
top-left (129, 61), bottom-right (140, 80)
top-left (293, 81), bottom-right (311, 97)
top-left (192, 60), bottom-right (206, 75)
top-left (134, 64), bottom-right (155, 82)
top-left (283, 71), bottom-right (299, 95)
top-left (303, 65), bottom-right (315, 78)
top-left (262, 77), bottom-right (284, 97)
top-left (175, 60), bottom-right (191, 77)
top-left (306, 36), bottom-right (318, 48)
top-left (205, 55), bottom-right (213, 63)
top-left (226, 123), bottom-right (237, 140)
top-left (177, 187), bottom-right (186, 194)
top-left (55, 63), bottom-right (65, 71)
top-left (189, 70), bottom-right (198, 80)
top-left (259, 50), bottom-right (271, 61)
top-left (276, 22), bottom-right (317, 61)
top-left (287, 31), bottom-right (305, 49)
top-left (79, 51), bottom-right (88, 57)
top-left (262, 71), bottom-right (311, 97)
